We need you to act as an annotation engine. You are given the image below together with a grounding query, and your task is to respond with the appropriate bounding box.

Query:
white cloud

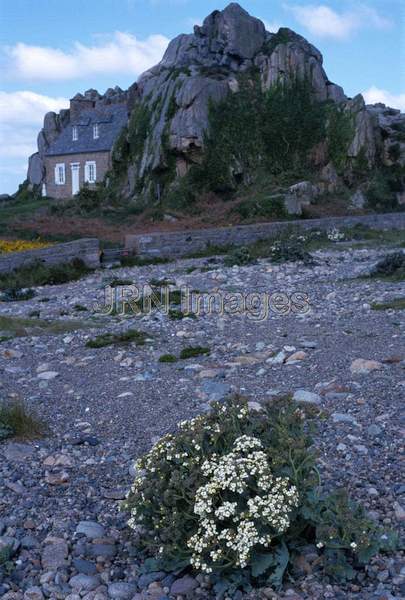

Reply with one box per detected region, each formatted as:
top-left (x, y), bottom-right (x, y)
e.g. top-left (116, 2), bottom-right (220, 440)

top-left (363, 86), bottom-right (405, 111)
top-left (0, 91), bottom-right (69, 160)
top-left (3, 31), bottom-right (169, 81)
top-left (262, 20), bottom-right (283, 33)
top-left (0, 91), bottom-right (69, 125)
top-left (285, 4), bottom-right (392, 39)
top-left (186, 17), bottom-right (203, 28)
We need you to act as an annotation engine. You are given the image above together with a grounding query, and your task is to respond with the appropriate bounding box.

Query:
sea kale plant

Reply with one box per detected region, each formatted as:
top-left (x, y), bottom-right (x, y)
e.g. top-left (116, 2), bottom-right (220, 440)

top-left (123, 397), bottom-right (395, 592)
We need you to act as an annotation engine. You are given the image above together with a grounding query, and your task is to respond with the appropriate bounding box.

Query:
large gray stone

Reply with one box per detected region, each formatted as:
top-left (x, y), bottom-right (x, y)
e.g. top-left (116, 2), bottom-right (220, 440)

top-left (76, 520), bottom-right (105, 539)
top-left (170, 575), bottom-right (198, 596)
top-left (41, 538), bottom-right (68, 569)
top-left (27, 152), bottom-right (44, 186)
top-left (107, 582), bottom-right (137, 599)
top-left (293, 389), bottom-right (321, 405)
top-left (284, 181), bottom-right (319, 215)
top-left (197, 3), bottom-right (266, 60)
top-left (69, 574), bottom-right (100, 592)
top-left (2, 443), bottom-right (36, 462)
top-left (350, 189), bottom-right (366, 209)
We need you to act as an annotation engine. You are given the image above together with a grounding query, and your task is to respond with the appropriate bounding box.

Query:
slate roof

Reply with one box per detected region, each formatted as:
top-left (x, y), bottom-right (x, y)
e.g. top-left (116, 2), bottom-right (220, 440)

top-left (45, 104), bottom-right (128, 157)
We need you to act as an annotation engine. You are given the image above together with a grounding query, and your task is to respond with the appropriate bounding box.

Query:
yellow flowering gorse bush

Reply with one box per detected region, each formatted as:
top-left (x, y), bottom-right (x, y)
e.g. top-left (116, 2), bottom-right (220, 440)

top-left (0, 239), bottom-right (52, 254)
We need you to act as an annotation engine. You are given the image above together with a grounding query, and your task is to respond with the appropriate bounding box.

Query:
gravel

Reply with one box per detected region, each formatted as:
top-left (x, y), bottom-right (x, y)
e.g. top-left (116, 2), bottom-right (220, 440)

top-left (0, 243), bottom-right (404, 599)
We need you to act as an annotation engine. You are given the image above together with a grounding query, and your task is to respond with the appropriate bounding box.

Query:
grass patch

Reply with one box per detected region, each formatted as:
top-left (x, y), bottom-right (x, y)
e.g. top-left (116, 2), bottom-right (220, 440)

top-left (168, 309), bottom-right (185, 320)
top-left (0, 258), bottom-right (92, 292)
top-left (185, 243), bottom-right (233, 259)
top-left (342, 225), bottom-right (405, 247)
top-left (179, 346), bottom-right (210, 359)
top-left (107, 278), bottom-right (134, 287)
top-left (0, 399), bottom-right (46, 441)
top-left (0, 195), bottom-right (51, 236)
top-left (0, 544), bottom-right (15, 575)
top-left (120, 255), bottom-right (171, 267)
top-left (86, 328), bottom-right (150, 348)
top-left (149, 277), bottom-right (175, 287)
top-left (168, 308), bottom-right (197, 320)
top-left (371, 297), bottom-right (405, 311)
top-left (158, 353), bottom-right (178, 363)
top-left (223, 246), bottom-right (254, 266)
top-left (368, 252), bottom-right (405, 282)
top-left (167, 289), bottom-right (182, 305)
top-left (73, 304), bottom-right (88, 312)
top-left (0, 288), bottom-right (36, 301)
top-left (0, 315), bottom-right (91, 338)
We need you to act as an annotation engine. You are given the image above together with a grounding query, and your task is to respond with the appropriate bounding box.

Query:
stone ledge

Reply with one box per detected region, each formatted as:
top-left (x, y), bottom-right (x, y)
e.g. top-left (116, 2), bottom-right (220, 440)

top-left (0, 238), bottom-right (100, 274)
top-left (125, 212), bottom-right (405, 258)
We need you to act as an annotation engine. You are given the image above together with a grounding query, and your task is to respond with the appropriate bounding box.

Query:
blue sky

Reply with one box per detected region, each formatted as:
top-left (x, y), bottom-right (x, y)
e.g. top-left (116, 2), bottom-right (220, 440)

top-left (0, 0), bottom-right (404, 194)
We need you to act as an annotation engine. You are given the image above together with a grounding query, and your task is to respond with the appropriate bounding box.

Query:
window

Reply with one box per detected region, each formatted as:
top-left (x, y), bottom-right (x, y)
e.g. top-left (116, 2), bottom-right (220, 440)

top-left (93, 123), bottom-right (99, 139)
top-left (72, 126), bottom-right (78, 141)
top-left (85, 161), bottom-right (96, 183)
top-left (54, 163), bottom-right (65, 185)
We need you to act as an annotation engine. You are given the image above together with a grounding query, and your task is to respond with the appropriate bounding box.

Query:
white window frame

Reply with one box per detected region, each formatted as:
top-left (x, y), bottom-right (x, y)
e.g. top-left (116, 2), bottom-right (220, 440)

top-left (84, 160), bottom-right (97, 183)
top-left (54, 163), bottom-right (66, 185)
top-left (93, 123), bottom-right (99, 139)
top-left (72, 125), bottom-right (78, 141)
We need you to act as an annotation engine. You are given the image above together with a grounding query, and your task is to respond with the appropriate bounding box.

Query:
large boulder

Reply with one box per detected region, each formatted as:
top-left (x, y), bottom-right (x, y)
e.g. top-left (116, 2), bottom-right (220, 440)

top-left (284, 181), bottom-right (319, 215)
top-left (350, 189), bottom-right (366, 209)
top-left (346, 95), bottom-right (378, 166)
top-left (43, 112), bottom-right (61, 146)
top-left (258, 29), bottom-right (345, 103)
top-left (127, 3), bottom-right (348, 194)
top-left (170, 77), bottom-right (229, 153)
top-left (27, 153), bottom-right (44, 186)
top-left (196, 2), bottom-right (266, 60)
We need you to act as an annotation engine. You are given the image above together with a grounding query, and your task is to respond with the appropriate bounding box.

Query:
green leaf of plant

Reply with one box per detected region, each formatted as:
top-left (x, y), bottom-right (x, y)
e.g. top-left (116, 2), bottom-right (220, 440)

top-left (379, 530), bottom-right (399, 552)
top-left (251, 550), bottom-right (276, 578)
top-left (267, 542), bottom-right (289, 588)
top-left (213, 578), bottom-right (232, 599)
top-left (139, 557), bottom-right (162, 574)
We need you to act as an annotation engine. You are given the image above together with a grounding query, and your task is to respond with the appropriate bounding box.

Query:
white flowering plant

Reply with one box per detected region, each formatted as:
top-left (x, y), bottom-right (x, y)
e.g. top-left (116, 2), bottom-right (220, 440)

top-left (123, 396), bottom-right (396, 591)
top-left (327, 227), bottom-right (345, 242)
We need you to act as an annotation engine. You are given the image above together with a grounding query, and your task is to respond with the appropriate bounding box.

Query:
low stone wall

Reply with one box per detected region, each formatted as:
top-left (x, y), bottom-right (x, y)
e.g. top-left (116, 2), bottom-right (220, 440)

top-left (125, 213), bottom-right (405, 258)
top-left (0, 238), bottom-right (100, 274)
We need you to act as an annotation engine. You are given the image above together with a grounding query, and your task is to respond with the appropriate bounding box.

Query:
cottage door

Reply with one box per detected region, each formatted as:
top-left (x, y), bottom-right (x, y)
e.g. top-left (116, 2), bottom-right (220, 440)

top-left (71, 163), bottom-right (80, 196)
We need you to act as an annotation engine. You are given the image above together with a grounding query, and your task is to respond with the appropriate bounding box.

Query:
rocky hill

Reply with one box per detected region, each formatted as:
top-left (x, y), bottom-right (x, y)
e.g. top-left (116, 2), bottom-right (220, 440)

top-left (28, 2), bottom-right (405, 216)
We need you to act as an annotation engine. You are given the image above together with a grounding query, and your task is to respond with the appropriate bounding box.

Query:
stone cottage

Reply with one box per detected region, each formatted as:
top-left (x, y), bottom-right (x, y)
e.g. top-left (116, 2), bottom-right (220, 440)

top-left (28, 88), bottom-right (129, 199)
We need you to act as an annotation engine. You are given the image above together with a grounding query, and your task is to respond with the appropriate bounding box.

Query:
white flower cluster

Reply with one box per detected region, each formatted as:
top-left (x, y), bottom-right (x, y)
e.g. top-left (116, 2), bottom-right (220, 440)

top-left (126, 405), bottom-right (249, 535)
top-left (188, 435), bottom-right (299, 571)
top-left (327, 227), bottom-right (345, 242)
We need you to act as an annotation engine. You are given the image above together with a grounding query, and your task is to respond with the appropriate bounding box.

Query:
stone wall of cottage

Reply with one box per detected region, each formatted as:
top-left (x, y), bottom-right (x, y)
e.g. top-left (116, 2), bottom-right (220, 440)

top-left (44, 151), bottom-right (110, 199)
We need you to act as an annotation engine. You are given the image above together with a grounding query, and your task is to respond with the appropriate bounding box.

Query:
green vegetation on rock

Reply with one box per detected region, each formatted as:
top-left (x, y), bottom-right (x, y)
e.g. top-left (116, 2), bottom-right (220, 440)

top-left (179, 346), bottom-right (210, 359)
top-left (371, 297), bottom-right (405, 311)
top-left (85, 329), bottom-right (150, 348)
top-left (0, 258), bottom-right (92, 292)
top-left (158, 353), bottom-right (178, 363)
